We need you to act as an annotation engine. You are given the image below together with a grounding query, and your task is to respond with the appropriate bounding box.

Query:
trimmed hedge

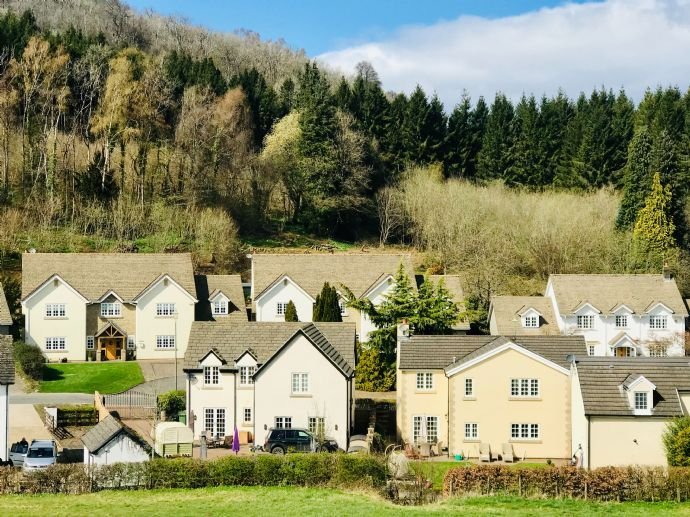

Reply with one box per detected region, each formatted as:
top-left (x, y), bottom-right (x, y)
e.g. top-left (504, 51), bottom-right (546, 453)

top-left (14, 341), bottom-right (45, 381)
top-left (444, 465), bottom-right (690, 502)
top-left (0, 454), bottom-right (387, 495)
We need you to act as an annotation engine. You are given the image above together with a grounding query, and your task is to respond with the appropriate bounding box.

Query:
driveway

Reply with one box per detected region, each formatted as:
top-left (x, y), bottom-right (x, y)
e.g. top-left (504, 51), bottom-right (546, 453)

top-left (8, 404), bottom-right (51, 444)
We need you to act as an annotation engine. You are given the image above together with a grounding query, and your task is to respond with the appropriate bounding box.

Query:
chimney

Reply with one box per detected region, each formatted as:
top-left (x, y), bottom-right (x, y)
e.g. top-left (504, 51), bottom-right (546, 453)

top-left (663, 262), bottom-right (673, 282)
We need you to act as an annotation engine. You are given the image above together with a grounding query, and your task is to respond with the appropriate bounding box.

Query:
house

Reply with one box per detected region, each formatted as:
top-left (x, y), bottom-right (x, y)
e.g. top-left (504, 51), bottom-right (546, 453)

top-left (489, 273), bottom-right (688, 357)
top-left (0, 335), bottom-right (13, 460)
top-left (82, 414), bottom-right (150, 466)
top-left (249, 253), bottom-right (413, 340)
top-left (183, 321), bottom-right (356, 450)
top-left (0, 283), bottom-right (12, 335)
top-left (21, 253), bottom-right (198, 362)
top-left (571, 357), bottom-right (690, 468)
top-left (194, 274), bottom-right (248, 322)
top-left (396, 326), bottom-right (586, 461)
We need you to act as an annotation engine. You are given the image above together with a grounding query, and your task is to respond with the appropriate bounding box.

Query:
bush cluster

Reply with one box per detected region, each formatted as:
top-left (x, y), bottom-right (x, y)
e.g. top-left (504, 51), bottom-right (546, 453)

top-left (157, 390), bottom-right (186, 420)
top-left (444, 465), bottom-right (690, 502)
top-left (13, 341), bottom-right (45, 381)
top-left (0, 454), bottom-right (387, 495)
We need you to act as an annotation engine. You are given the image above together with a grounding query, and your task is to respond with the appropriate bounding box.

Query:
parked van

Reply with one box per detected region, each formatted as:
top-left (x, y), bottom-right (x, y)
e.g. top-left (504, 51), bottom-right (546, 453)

top-left (8, 440), bottom-right (29, 466)
top-left (23, 440), bottom-right (58, 471)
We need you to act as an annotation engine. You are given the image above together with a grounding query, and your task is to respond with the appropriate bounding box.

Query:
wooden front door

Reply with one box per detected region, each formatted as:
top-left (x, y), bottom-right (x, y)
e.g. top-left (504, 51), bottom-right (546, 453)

top-left (102, 338), bottom-right (121, 360)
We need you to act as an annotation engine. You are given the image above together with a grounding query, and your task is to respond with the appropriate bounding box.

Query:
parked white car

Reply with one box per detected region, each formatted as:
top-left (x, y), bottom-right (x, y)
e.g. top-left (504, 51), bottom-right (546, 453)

top-left (22, 440), bottom-right (57, 471)
top-left (8, 441), bottom-right (29, 467)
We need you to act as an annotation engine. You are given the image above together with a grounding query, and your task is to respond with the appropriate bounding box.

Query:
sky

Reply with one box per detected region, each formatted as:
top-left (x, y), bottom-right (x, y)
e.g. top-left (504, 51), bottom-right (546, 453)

top-left (126, 0), bottom-right (690, 107)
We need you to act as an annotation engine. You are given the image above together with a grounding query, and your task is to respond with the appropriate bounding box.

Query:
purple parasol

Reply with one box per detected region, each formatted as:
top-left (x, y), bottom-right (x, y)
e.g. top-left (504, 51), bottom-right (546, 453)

top-left (232, 425), bottom-right (240, 454)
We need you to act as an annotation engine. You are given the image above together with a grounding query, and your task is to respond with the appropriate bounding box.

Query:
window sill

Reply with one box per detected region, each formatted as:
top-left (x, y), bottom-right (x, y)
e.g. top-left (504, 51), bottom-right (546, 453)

top-left (155, 348), bottom-right (177, 351)
top-left (202, 385), bottom-right (223, 390)
top-left (290, 393), bottom-right (312, 398)
top-left (415, 390), bottom-right (437, 394)
top-left (463, 396), bottom-right (476, 401)
top-left (510, 439), bottom-right (542, 444)
top-left (509, 397), bottom-right (541, 401)
top-left (463, 439), bottom-right (480, 443)
top-left (45, 350), bottom-right (67, 353)
top-left (242, 421), bottom-right (253, 426)
top-left (44, 317), bottom-right (68, 320)
top-left (238, 385), bottom-right (254, 390)
top-left (155, 315), bottom-right (175, 319)
top-left (100, 315), bottom-right (123, 319)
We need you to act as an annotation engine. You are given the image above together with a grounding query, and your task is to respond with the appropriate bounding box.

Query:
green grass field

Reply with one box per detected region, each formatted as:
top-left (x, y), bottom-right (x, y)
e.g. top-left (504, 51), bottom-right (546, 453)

top-left (39, 362), bottom-right (145, 394)
top-left (0, 487), bottom-right (688, 516)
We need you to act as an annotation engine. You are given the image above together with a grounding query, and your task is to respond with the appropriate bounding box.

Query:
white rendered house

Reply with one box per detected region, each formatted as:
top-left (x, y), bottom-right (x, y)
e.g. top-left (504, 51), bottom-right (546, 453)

top-left (0, 335), bottom-right (13, 460)
top-left (183, 321), bottom-right (356, 450)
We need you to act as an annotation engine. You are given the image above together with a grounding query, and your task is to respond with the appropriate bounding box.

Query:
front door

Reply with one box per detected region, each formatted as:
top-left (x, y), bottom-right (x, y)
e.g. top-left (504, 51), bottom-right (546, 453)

top-left (616, 346), bottom-right (634, 357)
top-left (103, 338), bottom-right (120, 360)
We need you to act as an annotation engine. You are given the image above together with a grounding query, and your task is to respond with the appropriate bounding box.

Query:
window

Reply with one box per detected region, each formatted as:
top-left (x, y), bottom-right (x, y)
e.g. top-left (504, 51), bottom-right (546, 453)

top-left (412, 416), bottom-right (439, 444)
top-left (634, 392), bottom-right (648, 410)
top-left (204, 408), bottom-right (225, 437)
top-left (156, 335), bottom-right (175, 349)
top-left (45, 337), bottom-right (65, 351)
top-left (240, 366), bottom-right (256, 385)
top-left (243, 408), bottom-right (252, 424)
top-left (649, 346), bottom-right (667, 358)
top-left (588, 344), bottom-right (596, 356)
top-left (127, 335), bottom-right (136, 350)
top-left (510, 378), bottom-right (540, 398)
top-left (156, 303), bottom-right (176, 317)
top-left (615, 315), bottom-right (628, 328)
top-left (309, 417), bottom-right (325, 436)
top-left (416, 372), bottom-right (434, 391)
top-left (100, 302), bottom-right (121, 317)
top-left (464, 423), bottom-right (478, 440)
top-left (291, 373), bottom-right (309, 394)
top-left (275, 417), bottom-right (292, 429)
top-left (276, 302), bottom-right (286, 316)
top-left (204, 366), bottom-right (219, 385)
top-left (212, 299), bottom-right (228, 316)
top-left (649, 315), bottom-right (668, 330)
top-left (576, 315), bottom-right (594, 329)
top-left (45, 303), bottom-right (66, 318)
top-left (511, 423), bottom-right (540, 440)
top-left (339, 300), bottom-right (347, 316)
top-left (86, 336), bottom-right (94, 350)
top-left (523, 315), bottom-right (538, 328)
top-left (464, 378), bottom-right (474, 397)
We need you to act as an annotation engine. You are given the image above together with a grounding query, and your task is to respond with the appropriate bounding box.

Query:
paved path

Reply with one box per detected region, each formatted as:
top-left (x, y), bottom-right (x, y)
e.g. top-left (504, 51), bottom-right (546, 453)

top-left (125, 375), bottom-right (186, 395)
top-left (8, 404), bottom-right (51, 444)
top-left (9, 392), bottom-right (93, 405)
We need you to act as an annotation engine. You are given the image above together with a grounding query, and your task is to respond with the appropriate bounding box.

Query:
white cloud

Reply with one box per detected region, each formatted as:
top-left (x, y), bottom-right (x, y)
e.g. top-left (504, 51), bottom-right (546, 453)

top-left (317, 0), bottom-right (690, 108)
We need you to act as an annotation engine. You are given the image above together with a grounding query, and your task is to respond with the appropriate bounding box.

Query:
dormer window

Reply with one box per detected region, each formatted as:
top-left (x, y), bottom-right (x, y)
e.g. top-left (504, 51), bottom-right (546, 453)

top-left (624, 374), bottom-right (655, 415)
top-left (523, 315), bottom-right (538, 328)
top-left (649, 315), bottom-right (667, 330)
top-left (212, 298), bottom-right (228, 316)
top-left (101, 302), bottom-right (122, 317)
top-left (634, 392), bottom-right (648, 410)
top-left (576, 315), bottom-right (594, 329)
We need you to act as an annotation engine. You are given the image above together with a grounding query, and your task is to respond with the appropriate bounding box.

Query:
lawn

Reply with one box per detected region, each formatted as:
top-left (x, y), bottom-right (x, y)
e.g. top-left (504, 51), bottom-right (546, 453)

top-left (39, 362), bottom-right (145, 394)
top-left (0, 487), bottom-right (688, 516)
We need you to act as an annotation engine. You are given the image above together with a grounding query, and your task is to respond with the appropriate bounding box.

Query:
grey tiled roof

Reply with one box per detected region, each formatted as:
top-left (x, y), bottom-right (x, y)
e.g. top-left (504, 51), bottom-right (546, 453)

top-left (251, 253), bottom-right (414, 301)
top-left (22, 253), bottom-right (196, 302)
top-left (575, 357), bottom-right (690, 417)
top-left (399, 334), bottom-right (586, 370)
top-left (489, 296), bottom-right (559, 336)
top-left (0, 283), bottom-right (12, 326)
top-left (549, 274), bottom-right (688, 316)
top-left (0, 335), bottom-right (14, 384)
top-left (194, 275), bottom-right (247, 322)
top-left (81, 414), bottom-right (123, 453)
top-left (184, 321), bottom-right (356, 374)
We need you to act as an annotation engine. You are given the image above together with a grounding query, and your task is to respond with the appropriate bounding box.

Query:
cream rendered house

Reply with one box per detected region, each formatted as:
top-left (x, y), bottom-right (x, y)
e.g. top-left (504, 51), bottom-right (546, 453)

top-left (0, 335), bottom-right (13, 460)
top-left (21, 253), bottom-right (198, 361)
top-left (571, 357), bottom-right (690, 469)
top-left (397, 327), bottom-right (585, 461)
top-left (183, 321), bottom-right (356, 450)
top-left (249, 253), bottom-right (414, 341)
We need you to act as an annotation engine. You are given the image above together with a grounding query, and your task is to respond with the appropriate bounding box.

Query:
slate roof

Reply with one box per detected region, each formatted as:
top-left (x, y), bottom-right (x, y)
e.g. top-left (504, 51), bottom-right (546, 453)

top-left (183, 321), bottom-right (356, 375)
top-left (22, 253), bottom-right (196, 302)
top-left (82, 415), bottom-right (128, 453)
top-left (489, 296), bottom-right (559, 336)
top-left (399, 334), bottom-right (585, 371)
top-left (194, 275), bottom-right (247, 322)
top-left (0, 283), bottom-right (12, 326)
top-left (0, 335), bottom-right (14, 384)
top-left (548, 274), bottom-right (688, 316)
top-left (575, 357), bottom-right (690, 417)
top-left (251, 253), bottom-right (414, 301)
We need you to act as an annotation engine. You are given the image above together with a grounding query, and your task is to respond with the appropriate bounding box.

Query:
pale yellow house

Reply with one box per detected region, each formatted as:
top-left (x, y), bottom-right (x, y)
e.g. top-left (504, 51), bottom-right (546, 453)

top-left (397, 329), bottom-right (585, 462)
top-left (571, 357), bottom-right (690, 468)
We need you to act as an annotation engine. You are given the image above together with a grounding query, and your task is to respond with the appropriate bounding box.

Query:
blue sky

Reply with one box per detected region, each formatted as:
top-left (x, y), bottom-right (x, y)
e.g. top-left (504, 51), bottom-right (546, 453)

top-left (126, 0), bottom-right (593, 55)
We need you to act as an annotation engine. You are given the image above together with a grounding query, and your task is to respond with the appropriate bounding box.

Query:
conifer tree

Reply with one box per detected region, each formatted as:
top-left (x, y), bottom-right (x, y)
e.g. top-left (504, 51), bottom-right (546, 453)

top-left (506, 94), bottom-right (542, 187)
top-left (284, 300), bottom-right (298, 322)
top-left (632, 172), bottom-right (676, 269)
top-left (313, 282), bottom-right (342, 322)
top-left (413, 278), bottom-right (459, 335)
top-left (445, 93), bottom-right (472, 178)
top-left (616, 128), bottom-right (654, 230)
top-left (653, 130), bottom-right (687, 244)
top-left (477, 93), bottom-right (514, 180)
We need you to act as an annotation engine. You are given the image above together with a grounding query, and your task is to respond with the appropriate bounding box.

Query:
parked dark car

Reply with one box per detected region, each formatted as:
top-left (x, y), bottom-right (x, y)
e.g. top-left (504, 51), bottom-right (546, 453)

top-left (264, 428), bottom-right (338, 454)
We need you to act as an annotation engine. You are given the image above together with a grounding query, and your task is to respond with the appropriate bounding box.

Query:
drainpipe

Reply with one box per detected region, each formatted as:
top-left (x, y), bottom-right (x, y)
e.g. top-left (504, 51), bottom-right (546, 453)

top-left (587, 416), bottom-right (591, 470)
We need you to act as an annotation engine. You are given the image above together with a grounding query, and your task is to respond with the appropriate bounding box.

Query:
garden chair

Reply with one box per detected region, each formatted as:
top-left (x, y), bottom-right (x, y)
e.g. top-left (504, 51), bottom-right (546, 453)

top-left (502, 443), bottom-right (515, 463)
top-left (479, 443), bottom-right (492, 462)
top-left (404, 442), bottom-right (420, 459)
top-left (418, 442), bottom-right (431, 459)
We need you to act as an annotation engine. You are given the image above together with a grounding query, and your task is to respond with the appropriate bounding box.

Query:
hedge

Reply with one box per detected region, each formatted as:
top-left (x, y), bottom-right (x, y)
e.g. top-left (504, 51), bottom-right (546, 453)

top-left (444, 465), bottom-right (690, 502)
top-left (0, 454), bottom-right (387, 495)
top-left (13, 341), bottom-right (45, 381)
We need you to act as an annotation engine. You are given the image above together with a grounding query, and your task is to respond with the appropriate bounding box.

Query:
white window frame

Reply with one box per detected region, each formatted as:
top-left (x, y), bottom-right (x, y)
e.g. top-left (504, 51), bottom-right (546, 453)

top-left (127, 335), bottom-right (136, 350)
top-left (204, 366), bottom-right (220, 386)
top-left (649, 315), bottom-right (668, 330)
top-left (45, 303), bottom-right (66, 318)
top-left (204, 408), bottom-right (225, 438)
top-left (45, 337), bottom-right (66, 351)
top-left (156, 303), bottom-right (176, 317)
top-left (239, 366), bottom-right (256, 386)
top-left (510, 378), bottom-right (540, 398)
top-left (243, 407), bottom-right (252, 424)
top-left (339, 300), bottom-right (347, 316)
top-left (412, 415), bottom-right (439, 444)
top-left (86, 336), bottom-right (95, 350)
top-left (416, 372), bottom-right (434, 391)
top-left (523, 315), bottom-right (538, 328)
top-left (276, 302), bottom-right (286, 316)
top-left (212, 299), bottom-right (229, 316)
top-left (291, 372), bottom-right (309, 394)
top-left (615, 314), bottom-right (628, 328)
top-left (464, 378), bottom-right (474, 398)
top-left (275, 416), bottom-right (292, 429)
top-left (576, 315), bottom-right (594, 330)
top-left (156, 335), bottom-right (176, 350)
top-left (464, 423), bottom-right (478, 440)
top-left (308, 417), bottom-right (325, 435)
top-left (511, 423), bottom-right (540, 440)
top-left (649, 345), bottom-right (667, 358)
top-left (634, 391), bottom-right (648, 410)
top-left (100, 302), bottom-right (122, 317)
top-left (588, 344), bottom-right (596, 356)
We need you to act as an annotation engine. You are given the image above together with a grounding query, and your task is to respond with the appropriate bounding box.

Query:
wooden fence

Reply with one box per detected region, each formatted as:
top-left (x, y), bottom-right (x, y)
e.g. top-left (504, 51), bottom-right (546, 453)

top-left (103, 390), bottom-right (157, 420)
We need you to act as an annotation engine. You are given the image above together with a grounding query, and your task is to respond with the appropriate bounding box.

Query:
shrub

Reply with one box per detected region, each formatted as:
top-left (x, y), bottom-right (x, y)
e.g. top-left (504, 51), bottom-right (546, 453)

top-left (663, 417), bottom-right (690, 466)
top-left (157, 390), bottom-right (186, 420)
top-left (13, 341), bottom-right (45, 381)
